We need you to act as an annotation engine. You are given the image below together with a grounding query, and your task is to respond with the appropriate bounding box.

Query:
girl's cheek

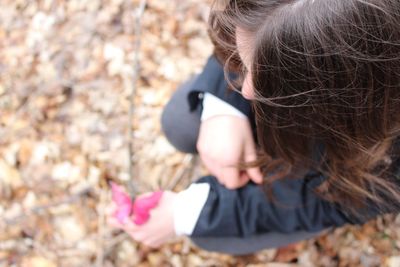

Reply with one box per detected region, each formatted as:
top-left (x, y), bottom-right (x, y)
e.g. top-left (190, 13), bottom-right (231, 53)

top-left (242, 74), bottom-right (255, 100)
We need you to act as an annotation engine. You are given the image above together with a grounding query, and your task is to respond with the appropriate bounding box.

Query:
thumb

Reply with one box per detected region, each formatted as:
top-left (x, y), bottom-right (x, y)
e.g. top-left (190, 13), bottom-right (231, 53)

top-left (244, 142), bottom-right (263, 184)
top-left (247, 165), bottom-right (263, 184)
top-left (221, 166), bottom-right (241, 189)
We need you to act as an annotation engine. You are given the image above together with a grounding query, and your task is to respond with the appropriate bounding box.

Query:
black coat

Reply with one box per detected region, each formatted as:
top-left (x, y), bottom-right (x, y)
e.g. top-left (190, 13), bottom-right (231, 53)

top-left (185, 55), bottom-right (398, 237)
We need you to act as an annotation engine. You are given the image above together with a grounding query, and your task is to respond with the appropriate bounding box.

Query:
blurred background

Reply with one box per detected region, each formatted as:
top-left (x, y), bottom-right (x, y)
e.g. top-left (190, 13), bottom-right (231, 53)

top-left (0, 0), bottom-right (399, 266)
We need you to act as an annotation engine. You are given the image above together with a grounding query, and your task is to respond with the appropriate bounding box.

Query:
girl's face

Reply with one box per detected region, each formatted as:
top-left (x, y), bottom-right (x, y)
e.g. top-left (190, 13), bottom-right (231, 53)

top-left (236, 27), bottom-right (255, 99)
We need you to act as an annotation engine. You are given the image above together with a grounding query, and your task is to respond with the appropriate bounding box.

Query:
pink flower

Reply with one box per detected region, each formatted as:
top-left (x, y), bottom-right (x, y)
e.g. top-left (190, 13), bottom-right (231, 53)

top-left (132, 191), bottom-right (163, 225)
top-left (110, 182), bottom-right (164, 225)
top-left (110, 182), bottom-right (133, 223)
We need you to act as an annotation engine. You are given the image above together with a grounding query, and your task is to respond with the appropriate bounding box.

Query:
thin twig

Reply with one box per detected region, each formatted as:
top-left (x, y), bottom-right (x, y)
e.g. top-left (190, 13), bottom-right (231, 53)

top-left (95, 188), bottom-right (107, 267)
top-left (166, 155), bottom-right (194, 191)
top-left (128, 0), bottom-right (147, 198)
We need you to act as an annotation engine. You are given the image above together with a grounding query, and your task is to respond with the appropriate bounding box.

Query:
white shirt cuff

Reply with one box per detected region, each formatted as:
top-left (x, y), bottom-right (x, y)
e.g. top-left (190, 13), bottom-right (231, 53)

top-left (201, 93), bottom-right (247, 121)
top-left (173, 183), bottom-right (210, 236)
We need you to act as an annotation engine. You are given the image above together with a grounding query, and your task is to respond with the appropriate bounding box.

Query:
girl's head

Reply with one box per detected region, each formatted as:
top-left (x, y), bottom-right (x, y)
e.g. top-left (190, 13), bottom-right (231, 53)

top-left (209, 0), bottom-right (400, 213)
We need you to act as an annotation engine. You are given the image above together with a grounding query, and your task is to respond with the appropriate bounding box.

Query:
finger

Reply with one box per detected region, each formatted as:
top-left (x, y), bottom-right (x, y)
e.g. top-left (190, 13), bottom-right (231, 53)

top-left (238, 171), bottom-right (251, 187)
top-left (202, 154), bottom-right (241, 188)
top-left (201, 155), bottom-right (222, 182)
top-left (122, 219), bottom-right (141, 232)
top-left (247, 167), bottom-right (263, 184)
top-left (125, 222), bottom-right (155, 242)
top-left (220, 166), bottom-right (241, 189)
top-left (244, 142), bottom-right (263, 184)
top-left (127, 230), bottom-right (146, 242)
top-left (144, 239), bottom-right (162, 248)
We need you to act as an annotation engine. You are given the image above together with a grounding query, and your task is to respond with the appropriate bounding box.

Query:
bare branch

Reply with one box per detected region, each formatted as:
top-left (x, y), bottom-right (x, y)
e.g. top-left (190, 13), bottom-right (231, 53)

top-left (128, 0), bottom-right (148, 197)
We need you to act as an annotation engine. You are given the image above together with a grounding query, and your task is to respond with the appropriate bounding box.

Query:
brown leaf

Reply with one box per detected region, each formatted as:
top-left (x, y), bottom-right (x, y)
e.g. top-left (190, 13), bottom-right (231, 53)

top-left (274, 242), bottom-right (304, 263)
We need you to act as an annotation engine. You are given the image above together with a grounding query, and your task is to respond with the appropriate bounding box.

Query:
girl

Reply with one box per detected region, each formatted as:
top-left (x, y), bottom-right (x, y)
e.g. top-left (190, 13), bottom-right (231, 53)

top-left (108, 0), bottom-right (400, 255)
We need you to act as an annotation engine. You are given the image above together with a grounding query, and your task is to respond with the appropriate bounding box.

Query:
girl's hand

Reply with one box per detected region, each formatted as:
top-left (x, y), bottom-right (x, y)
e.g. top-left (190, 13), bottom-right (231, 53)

top-left (107, 191), bottom-right (177, 248)
top-left (197, 115), bottom-right (263, 189)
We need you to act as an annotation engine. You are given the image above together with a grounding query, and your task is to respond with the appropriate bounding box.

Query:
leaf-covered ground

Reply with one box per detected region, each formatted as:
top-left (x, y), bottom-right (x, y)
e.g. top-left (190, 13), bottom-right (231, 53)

top-left (0, 1), bottom-right (400, 266)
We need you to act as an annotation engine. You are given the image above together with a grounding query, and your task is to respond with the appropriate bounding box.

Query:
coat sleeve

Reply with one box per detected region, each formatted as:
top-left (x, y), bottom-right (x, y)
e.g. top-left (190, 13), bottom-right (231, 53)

top-left (187, 55), bottom-right (253, 118)
top-left (190, 174), bottom-right (362, 238)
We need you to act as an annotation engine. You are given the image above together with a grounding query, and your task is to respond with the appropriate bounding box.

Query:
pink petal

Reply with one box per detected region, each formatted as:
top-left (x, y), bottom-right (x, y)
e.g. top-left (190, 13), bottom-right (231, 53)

top-left (111, 182), bottom-right (131, 205)
top-left (110, 182), bottom-right (132, 223)
top-left (132, 191), bottom-right (163, 225)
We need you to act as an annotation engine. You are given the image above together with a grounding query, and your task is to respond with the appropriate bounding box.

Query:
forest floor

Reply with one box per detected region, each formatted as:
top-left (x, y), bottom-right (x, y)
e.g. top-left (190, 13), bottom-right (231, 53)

top-left (0, 1), bottom-right (400, 266)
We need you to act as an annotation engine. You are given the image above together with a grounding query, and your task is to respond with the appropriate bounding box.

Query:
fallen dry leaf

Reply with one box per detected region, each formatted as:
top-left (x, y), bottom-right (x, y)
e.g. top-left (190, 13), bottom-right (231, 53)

top-left (0, 0), bottom-right (399, 266)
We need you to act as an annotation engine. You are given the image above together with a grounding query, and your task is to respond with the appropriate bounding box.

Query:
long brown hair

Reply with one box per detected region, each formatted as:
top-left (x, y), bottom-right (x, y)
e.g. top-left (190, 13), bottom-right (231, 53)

top-left (209, 0), bottom-right (400, 216)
